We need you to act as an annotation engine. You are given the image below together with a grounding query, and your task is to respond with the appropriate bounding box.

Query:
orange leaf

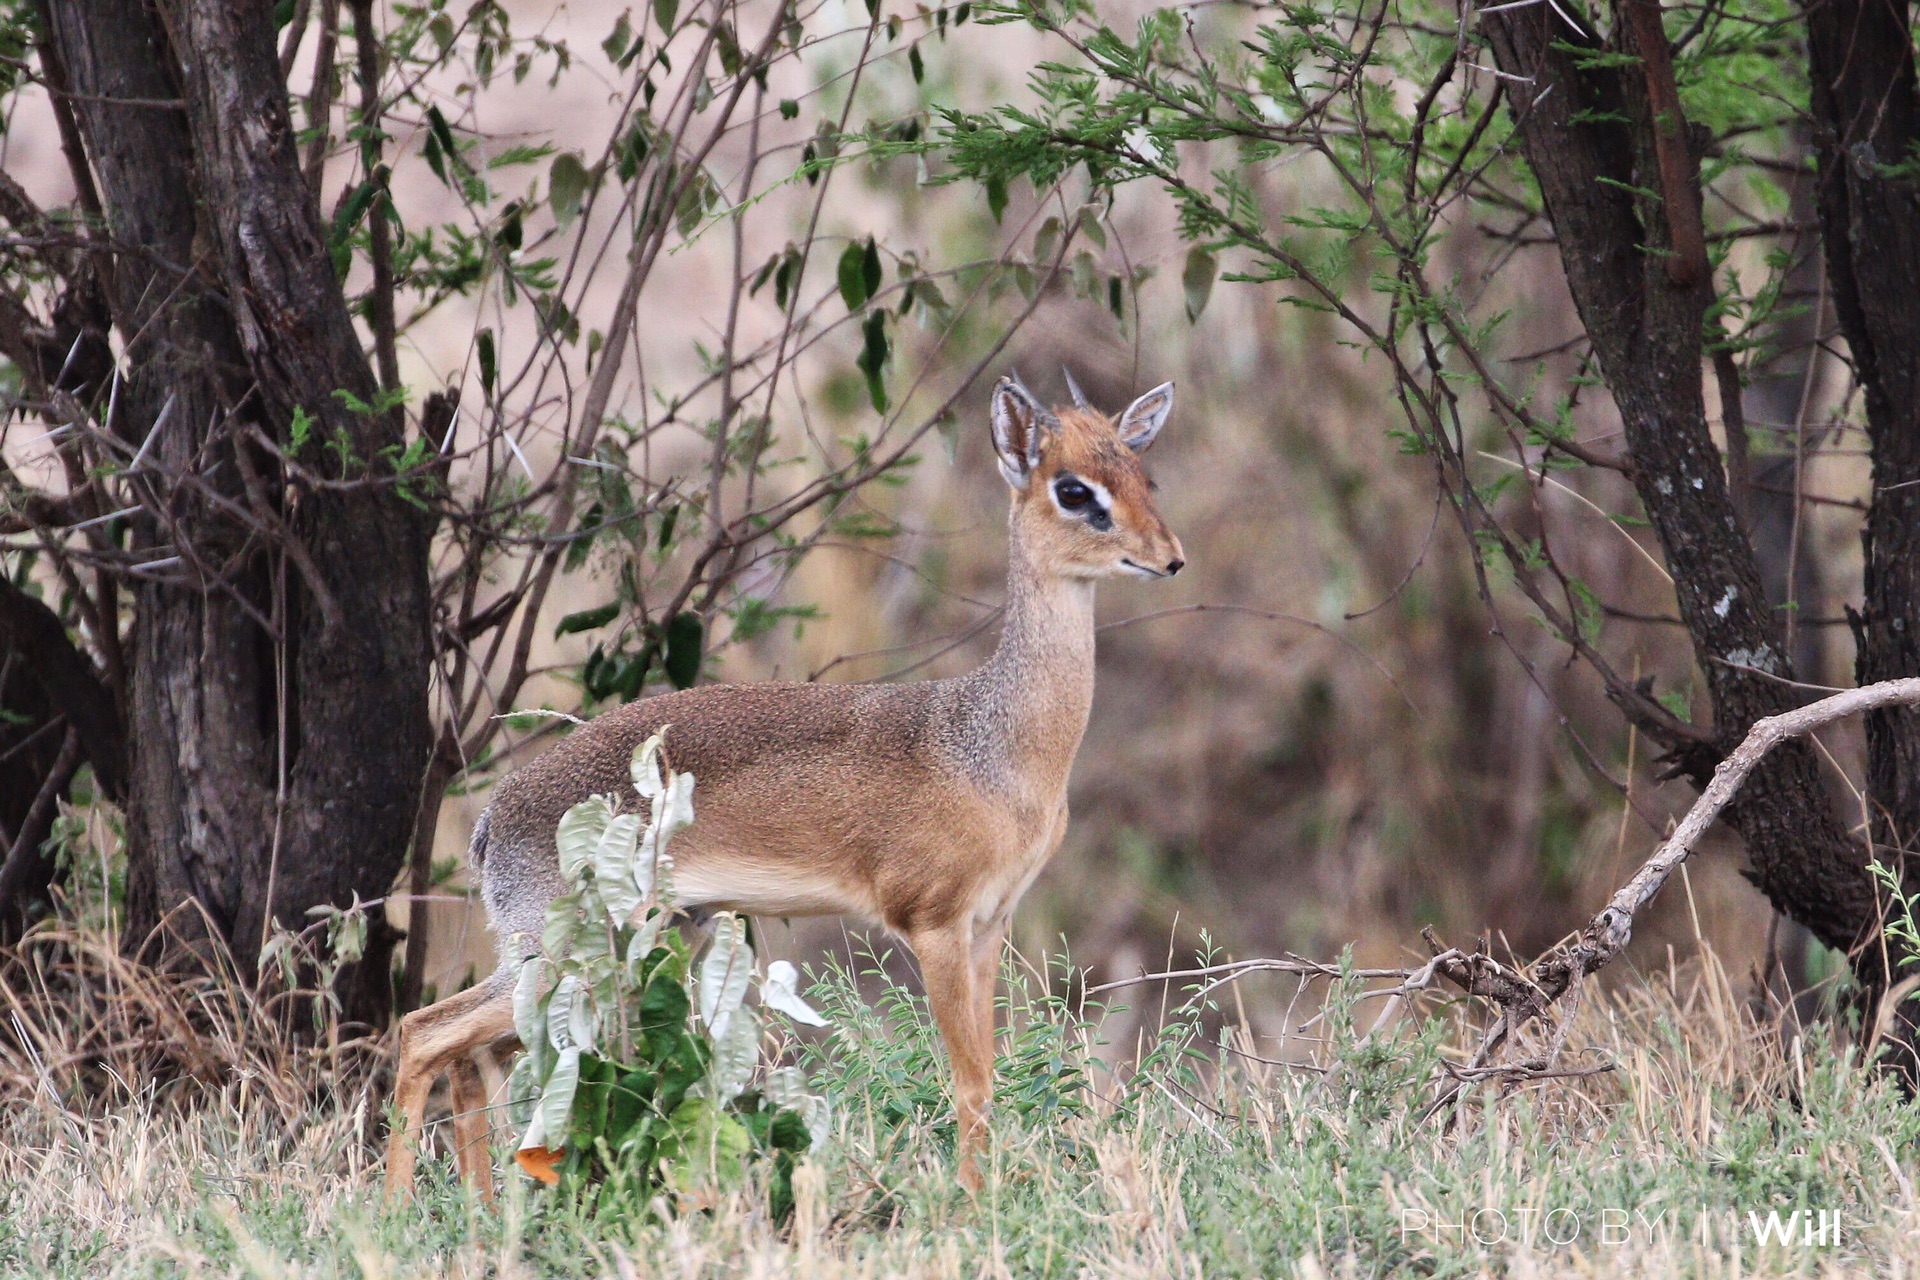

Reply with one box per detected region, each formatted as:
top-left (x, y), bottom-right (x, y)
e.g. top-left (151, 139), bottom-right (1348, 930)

top-left (515, 1145), bottom-right (564, 1184)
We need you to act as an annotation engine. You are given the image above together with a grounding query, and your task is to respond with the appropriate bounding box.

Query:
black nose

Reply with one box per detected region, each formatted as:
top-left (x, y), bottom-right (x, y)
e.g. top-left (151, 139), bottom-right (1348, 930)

top-left (1166, 557), bottom-right (1185, 575)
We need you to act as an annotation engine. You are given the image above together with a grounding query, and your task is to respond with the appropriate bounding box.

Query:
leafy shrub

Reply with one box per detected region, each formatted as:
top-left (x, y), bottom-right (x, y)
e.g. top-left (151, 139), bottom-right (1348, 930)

top-left (506, 733), bottom-right (830, 1218)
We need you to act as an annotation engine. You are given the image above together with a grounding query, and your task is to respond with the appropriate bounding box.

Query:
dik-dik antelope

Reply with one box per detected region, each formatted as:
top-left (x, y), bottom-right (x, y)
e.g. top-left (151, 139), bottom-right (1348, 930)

top-left (385, 373), bottom-right (1185, 1200)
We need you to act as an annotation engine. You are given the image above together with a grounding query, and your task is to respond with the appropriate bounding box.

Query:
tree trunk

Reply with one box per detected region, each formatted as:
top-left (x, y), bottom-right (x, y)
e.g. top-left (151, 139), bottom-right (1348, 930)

top-left (1735, 134), bottom-right (1829, 1031)
top-left (41, 0), bottom-right (432, 1024)
top-left (1807, 0), bottom-right (1920, 1071)
top-left (1476, 2), bottom-right (1882, 953)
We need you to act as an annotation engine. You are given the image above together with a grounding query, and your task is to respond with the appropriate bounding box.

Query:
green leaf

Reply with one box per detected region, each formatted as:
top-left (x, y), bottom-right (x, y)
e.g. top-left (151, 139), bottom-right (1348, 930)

top-left (639, 962), bottom-right (691, 1042)
top-left (653, 0), bottom-right (678, 32)
top-left (856, 310), bottom-right (890, 413)
top-left (536, 1046), bottom-right (581, 1148)
top-left (569, 1053), bottom-right (617, 1155)
top-left (513, 956), bottom-right (553, 1050)
top-left (606, 1066), bottom-right (654, 1147)
top-left (549, 153), bottom-right (591, 228)
top-left (1182, 245), bottom-right (1218, 322)
top-left (590, 812), bottom-right (646, 921)
top-left (837, 238), bottom-right (874, 310)
top-left (779, 98), bottom-right (799, 120)
top-left (328, 177), bottom-right (379, 278)
top-left (708, 1005), bottom-right (760, 1106)
top-left (1032, 215), bottom-right (1062, 267)
top-left (289, 405), bottom-right (314, 456)
top-left (698, 912), bottom-right (752, 1038)
top-left (425, 106), bottom-right (461, 179)
top-left (763, 1066), bottom-right (831, 1150)
top-left (556, 796), bottom-right (615, 883)
top-left (556, 601), bottom-right (619, 637)
top-left (1075, 204), bottom-right (1107, 251)
top-left (477, 329), bottom-right (497, 397)
top-left (663, 611), bottom-right (703, 688)
top-left (602, 10), bottom-right (633, 62)
top-left (1570, 578), bottom-right (1604, 647)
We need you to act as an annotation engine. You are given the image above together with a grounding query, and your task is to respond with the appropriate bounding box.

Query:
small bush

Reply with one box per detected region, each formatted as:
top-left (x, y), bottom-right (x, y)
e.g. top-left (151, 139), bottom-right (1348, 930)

top-left (505, 733), bottom-right (830, 1219)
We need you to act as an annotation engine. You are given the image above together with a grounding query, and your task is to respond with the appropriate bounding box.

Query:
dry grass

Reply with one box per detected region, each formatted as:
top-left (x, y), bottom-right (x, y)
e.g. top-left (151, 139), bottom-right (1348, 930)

top-left (2, 912), bottom-right (1916, 1279)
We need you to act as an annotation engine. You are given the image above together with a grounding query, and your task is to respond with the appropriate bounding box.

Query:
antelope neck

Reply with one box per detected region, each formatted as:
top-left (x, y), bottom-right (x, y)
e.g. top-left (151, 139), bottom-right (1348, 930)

top-left (959, 529), bottom-right (1097, 797)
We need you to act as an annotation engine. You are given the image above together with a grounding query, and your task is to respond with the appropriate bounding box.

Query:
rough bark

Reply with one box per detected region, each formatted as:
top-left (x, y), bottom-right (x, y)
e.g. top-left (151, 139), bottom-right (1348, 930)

top-left (163, 0), bottom-right (434, 979)
top-left (1476, 1), bottom-right (1880, 952)
top-left (39, 0), bottom-right (433, 1023)
top-left (42, 0), bottom-right (278, 961)
top-left (1807, 0), bottom-right (1920, 1068)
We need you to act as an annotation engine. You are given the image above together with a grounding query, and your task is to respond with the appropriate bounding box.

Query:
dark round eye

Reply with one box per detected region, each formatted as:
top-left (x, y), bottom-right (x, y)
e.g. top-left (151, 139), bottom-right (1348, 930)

top-left (1055, 479), bottom-right (1093, 509)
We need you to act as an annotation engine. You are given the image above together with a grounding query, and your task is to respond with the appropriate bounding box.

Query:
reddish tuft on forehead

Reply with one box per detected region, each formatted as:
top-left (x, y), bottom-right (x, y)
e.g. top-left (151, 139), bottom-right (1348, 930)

top-left (1038, 407), bottom-right (1145, 486)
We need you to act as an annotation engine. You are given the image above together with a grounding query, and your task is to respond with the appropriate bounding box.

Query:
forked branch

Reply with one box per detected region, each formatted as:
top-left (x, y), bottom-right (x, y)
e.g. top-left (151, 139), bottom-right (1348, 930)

top-left (1102, 680), bottom-right (1920, 1102)
top-left (1433, 677), bottom-right (1920, 1078)
top-left (1569, 678), bottom-right (1920, 970)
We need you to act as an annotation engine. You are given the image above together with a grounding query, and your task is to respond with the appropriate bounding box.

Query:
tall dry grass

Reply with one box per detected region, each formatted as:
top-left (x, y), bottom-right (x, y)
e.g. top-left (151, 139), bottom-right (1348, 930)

top-left (2, 892), bottom-right (1915, 1278)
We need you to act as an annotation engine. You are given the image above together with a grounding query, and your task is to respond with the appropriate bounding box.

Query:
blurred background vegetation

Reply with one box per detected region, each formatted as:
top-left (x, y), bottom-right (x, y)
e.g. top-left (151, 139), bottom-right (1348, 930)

top-left (0, 0), bottom-right (1881, 1035)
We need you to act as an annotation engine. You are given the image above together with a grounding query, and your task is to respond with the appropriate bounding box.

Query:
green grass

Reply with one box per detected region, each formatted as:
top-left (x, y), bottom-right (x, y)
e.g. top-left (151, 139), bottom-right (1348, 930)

top-left (2, 931), bottom-right (1916, 1278)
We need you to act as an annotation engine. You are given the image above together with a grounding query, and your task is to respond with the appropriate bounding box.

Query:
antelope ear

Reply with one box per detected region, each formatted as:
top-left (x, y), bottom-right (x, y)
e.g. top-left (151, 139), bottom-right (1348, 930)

top-left (1117, 381), bottom-right (1174, 453)
top-left (990, 375), bottom-right (1053, 488)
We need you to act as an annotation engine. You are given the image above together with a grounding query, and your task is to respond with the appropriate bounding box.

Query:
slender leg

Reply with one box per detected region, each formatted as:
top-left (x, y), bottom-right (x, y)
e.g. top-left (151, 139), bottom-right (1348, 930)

top-left (448, 1056), bottom-right (494, 1203)
top-left (971, 918), bottom-right (1007, 1072)
top-left (384, 977), bottom-right (517, 1203)
top-left (911, 923), bottom-right (992, 1193)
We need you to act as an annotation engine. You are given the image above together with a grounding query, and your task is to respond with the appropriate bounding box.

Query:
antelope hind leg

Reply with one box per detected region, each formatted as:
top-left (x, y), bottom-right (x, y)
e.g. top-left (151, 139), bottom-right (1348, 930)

top-left (448, 1055), bottom-right (495, 1204)
top-left (384, 976), bottom-right (517, 1203)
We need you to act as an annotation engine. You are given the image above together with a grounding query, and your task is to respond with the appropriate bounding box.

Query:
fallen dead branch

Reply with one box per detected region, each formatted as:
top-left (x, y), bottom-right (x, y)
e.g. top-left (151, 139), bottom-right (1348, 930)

top-left (1097, 678), bottom-right (1920, 1105)
top-left (1456, 677), bottom-right (1920, 1061)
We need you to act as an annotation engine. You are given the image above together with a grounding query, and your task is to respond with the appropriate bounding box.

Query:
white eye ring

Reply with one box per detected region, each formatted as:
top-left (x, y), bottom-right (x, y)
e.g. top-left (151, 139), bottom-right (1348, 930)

top-left (1050, 474), bottom-right (1112, 514)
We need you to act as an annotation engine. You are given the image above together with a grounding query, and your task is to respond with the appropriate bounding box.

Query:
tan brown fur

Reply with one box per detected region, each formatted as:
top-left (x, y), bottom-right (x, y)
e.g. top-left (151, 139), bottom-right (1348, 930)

top-left (384, 375), bottom-right (1183, 1202)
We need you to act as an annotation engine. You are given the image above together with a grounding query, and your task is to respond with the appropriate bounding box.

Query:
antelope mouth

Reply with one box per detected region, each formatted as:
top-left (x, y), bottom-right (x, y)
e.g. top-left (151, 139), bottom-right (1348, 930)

top-left (1120, 558), bottom-right (1169, 578)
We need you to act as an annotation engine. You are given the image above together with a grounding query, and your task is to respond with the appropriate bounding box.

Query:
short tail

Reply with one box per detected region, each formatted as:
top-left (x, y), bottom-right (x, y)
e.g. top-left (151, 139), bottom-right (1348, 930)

top-left (467, 807), bottom-right (492, 875)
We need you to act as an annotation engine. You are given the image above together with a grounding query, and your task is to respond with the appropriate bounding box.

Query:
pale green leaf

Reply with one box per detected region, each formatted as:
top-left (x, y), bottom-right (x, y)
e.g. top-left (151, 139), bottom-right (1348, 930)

top-left (549, 153), bottom-right (590, 228)
top-left (549, 974), bottom-right (589, 1052)
top-left (1182, 245), bottom-right (1217, 322)
top-left (631, 734), bottom-right (667, 798)
top-left (1032, 215), bottom-right (1062, 267)
top-left (506, 1049), bottom-right (542, 1131)
top-left (708, 1004), bottom-right (759, 1106)
top-left (698, 912), bottom-right (752, 1037)
top-left (624, 910), bottom-right (665, 978)
top-left (557, 796), bottom-right (614, 883)
top-left (541, 891), bottom-right (586, 961)
top-left (513, 955), bottom-right (552, 1049)
top-left (761, 960), bottom-right (827, 1027)
top-left (591, 812), bottom-right (645, 921)
top-left (535, 1046), bottom-right (580, 1149)
top-left (763, 1065), bottom-right (831, 1150)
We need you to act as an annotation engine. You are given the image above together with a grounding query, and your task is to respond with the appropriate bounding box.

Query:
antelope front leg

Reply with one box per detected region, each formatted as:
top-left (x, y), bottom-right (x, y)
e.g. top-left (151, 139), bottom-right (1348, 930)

top-left (971, 918), bottom-right (1007, 1072)
top-left (912, 924), bottom-right (993, 1193)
